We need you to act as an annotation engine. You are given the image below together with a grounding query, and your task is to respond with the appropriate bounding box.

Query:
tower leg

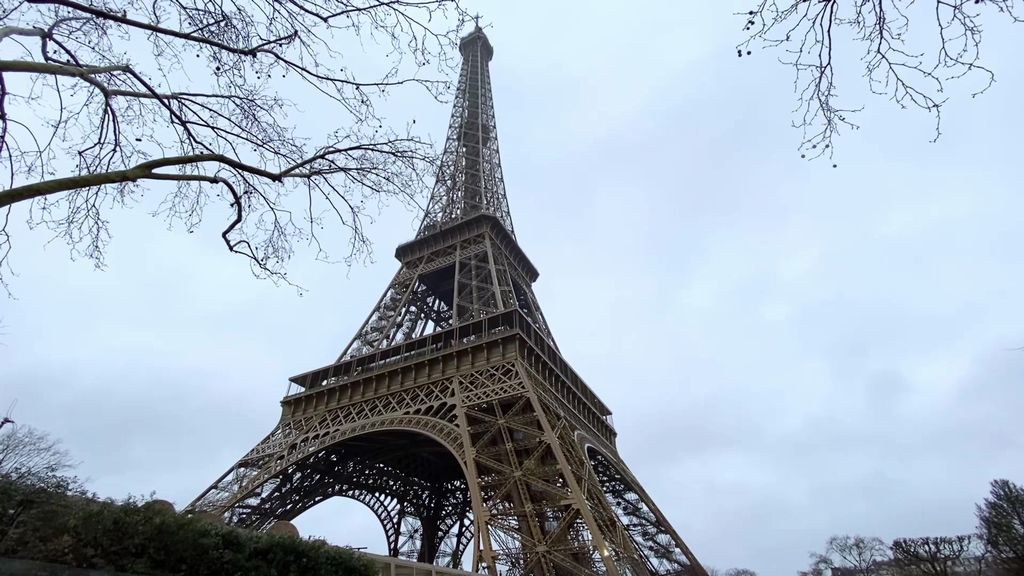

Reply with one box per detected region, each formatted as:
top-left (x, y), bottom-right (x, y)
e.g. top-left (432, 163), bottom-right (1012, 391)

top-left (584, 447), bottom-right (708, 576)
top-left (453, 361), bottom-right (659, 576)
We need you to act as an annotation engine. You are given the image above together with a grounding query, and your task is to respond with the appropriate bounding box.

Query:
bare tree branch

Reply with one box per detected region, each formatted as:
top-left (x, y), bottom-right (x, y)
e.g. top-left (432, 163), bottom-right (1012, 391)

top-left (891, 534), bottom-right (984, 576)
top-left (0, 0), bottom-right (469, 291)
top-left (0, 424), bottom-right (76, 486)
top-left (801, 534), bottom-right (890, 576)
top-left (738, 0), bottom-right (1023, 159)
top-left (976, 479), bottom-right (1024, 575)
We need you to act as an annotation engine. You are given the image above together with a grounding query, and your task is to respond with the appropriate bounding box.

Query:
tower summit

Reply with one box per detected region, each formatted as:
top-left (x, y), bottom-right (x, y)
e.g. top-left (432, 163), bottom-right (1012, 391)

top-left (187, 25), bottom-right (709, 576)
top-left (418, 22), bottom-right (511, 237)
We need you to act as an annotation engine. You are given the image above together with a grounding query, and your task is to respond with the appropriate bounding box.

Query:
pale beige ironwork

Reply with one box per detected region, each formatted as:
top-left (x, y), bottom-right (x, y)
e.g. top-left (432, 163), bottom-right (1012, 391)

top-left (186, 24), bottom-right (709, 576)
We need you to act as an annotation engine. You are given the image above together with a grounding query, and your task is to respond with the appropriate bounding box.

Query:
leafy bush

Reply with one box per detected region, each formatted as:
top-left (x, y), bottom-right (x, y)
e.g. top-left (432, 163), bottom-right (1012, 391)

top-left (0, 479), bottom-right (375, 576)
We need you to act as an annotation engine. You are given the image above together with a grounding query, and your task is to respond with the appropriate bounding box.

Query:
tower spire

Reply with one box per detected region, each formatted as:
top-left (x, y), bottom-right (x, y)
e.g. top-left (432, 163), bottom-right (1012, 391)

top-left (417, 24), bottom-right (514, 238)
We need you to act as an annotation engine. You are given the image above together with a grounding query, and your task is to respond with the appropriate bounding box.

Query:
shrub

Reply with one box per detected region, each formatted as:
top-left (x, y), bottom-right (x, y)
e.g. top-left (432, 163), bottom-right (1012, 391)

top-left (0, 479), bottom-right (375, 576)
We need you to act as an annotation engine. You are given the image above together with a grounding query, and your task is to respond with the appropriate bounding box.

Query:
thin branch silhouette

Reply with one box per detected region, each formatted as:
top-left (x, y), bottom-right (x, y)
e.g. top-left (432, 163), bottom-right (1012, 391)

top-left (0, 0), bottom-right (469, 291)
top-left (737, 0), bottom-right (1022, 158)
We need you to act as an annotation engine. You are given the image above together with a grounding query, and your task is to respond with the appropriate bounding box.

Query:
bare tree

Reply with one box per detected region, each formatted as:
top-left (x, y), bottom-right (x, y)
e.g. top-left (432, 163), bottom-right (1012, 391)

top-left (0, 0), bottom-right (468, 291)
top-left (890, 535), bottom-right (985, 576)
top-left (706, 567), bottom-right (758, 576)
top-left (801, 535), bottom-right (891, 576)
top-left (977, 479), bottom-right (1024, 575)
top-left (0, 423), bottom-right (76, 486)
top-left (737, 1), bottom-right (1023, 159)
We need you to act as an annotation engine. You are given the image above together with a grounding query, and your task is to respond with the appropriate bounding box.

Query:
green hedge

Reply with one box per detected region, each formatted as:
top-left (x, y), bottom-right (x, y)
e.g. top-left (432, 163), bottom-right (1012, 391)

top-left (0, 479), bottom-right (376, 576)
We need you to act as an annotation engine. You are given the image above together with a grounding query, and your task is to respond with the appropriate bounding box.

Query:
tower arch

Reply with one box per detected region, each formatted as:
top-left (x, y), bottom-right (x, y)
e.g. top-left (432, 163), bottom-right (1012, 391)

top-left (226, 426), bottom-right (474, 567)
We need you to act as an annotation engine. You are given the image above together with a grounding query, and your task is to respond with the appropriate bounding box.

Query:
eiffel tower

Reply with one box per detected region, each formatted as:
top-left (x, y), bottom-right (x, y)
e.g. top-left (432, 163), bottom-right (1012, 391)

top-left (186, 24), bottom-right (709, 576)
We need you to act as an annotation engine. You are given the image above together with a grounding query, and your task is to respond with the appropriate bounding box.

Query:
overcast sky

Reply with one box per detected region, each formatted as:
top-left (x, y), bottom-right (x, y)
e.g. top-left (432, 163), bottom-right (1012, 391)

top-left (3, 2), bottom-right (1024, 575)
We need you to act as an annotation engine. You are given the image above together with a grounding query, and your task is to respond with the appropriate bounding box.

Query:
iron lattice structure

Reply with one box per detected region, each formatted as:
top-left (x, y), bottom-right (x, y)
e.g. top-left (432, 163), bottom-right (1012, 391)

top-left (186, 26), bottom-right (709, 576)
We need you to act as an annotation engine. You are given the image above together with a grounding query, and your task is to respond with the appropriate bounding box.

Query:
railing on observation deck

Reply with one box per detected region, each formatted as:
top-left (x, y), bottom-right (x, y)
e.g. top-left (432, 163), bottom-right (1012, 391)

top-left (284, 309), bottom-right (615, 434)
